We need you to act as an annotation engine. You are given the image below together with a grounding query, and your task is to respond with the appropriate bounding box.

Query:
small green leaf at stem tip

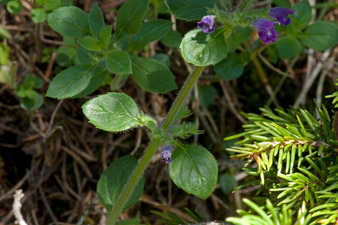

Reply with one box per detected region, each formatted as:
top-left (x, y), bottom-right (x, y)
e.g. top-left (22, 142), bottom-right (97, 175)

top-left (82, 92), bottom-right (142, 132)
top-left (77, 36), bottom-right (101, 52)
top-left (89, 3), bottom-right (105, 38)
top-left (31, 8), bottom-right (46, 24)
top-left (99, 25), bottom-right (113, 48)
top-left (169, 145), bottom-right (218, 199)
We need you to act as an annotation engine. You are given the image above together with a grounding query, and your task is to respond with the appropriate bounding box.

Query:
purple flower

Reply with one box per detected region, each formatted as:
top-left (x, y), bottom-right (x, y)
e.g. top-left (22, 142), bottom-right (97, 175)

top-left (253, 19), bottom-right (278, 44)
top-left (268, 7), bottom-right (295, 26)
top-left (197, 15), bottom-right (215, 34)
top-left (160, 144), bottom-right (172, 164)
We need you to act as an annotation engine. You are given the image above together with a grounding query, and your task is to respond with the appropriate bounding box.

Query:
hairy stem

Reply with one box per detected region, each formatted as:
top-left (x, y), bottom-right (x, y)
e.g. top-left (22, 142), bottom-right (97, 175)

top-left (107, 66), bottom-right (205, 225)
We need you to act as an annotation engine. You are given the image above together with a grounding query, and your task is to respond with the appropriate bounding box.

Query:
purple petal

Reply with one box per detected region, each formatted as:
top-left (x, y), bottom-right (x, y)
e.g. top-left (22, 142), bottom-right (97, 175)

top-left (268, 8), bottom-right (295, 25)
top-left (253, 19), bottom-right (278, 44)
top-left (258, 28), bottom-right (278, 44)
top-left (161, 145), bottom-right (172, 164)
top-left (253, 19), bottom-right (276, 31)
top-left (197, 15), bottom-right (215, 34)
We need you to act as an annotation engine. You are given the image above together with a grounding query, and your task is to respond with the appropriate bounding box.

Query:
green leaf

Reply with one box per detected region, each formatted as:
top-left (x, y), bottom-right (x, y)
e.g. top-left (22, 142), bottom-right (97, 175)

top-left (107, 51), bottom-right (132, 75)
top-left (31, 77), bottom-right (43, 89)
top-left (169, 145), bottom-right (218, 199)
top-left (46, 65), bottom-right (99, 99)
top-left (130, 55), bottom-right (177, 93)
top-left (73, 69), bottom-right (108, 98)
top-left (82, 92), bottom-right (142, 132)
top-left (219, 173), bottom-right (238, 194)
top-left (126, 19), bottom-right (172, 51)
top-left (267, 44), bottom-right (279, 64)
top-left (153, 53), bottom-right (170, 67)
top-left (97, 155), bottom-right (145, 211)
top-left (165, 0), bottom-right (215, 21)
top-left (0, 27), bottom-right (11, 39)
top-left (214, 53), bottom-right (243, 80)
top-left (31, 8), bottom-right (46, 24)
top-left (116, 217), bottom-right (141, 225)
top-left (0, 44), bottom-right (10, 64)
top-left (198, 85), bottom-right (217, 107)
top-left (55, 45), bottom-right (76, 67)
top-left (99, 25), bottom-right (112, 48)
top-left (77, 36), bottom-right (101, 52)
top-left (180, 29), bottom-right (227, 66)
top-left (47, 6), bottom-right (90, 38)
top-left (19, 93), bottom-right (44, 111)
top-left (44, 0), bottom-right (61, 11)
top-left (75, 46), bottom-right (94, 65)
top-left (160, 30), bottom-right (182, 48)
top-left (226, 26), bottom-right (252, 52)
top-left (301, 22), bottom-right (338, 51)
top-left (272, 0), bottom-right (291, 8)
top-left (290, 0), bottom-right (312, 30)
top-left (276, 36), bottom-right (302, 59)
top-left (7, 0), bottom-right (23, 14)
top-left (115, 0), bottom-right (150, 40)
top-left (89, 3), bottom-right (105, 38)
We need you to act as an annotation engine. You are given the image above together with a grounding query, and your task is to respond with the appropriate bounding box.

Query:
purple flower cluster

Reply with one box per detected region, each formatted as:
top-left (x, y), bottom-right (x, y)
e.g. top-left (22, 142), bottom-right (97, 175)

top-left (160, 144), bottom-right (172, 164)
top-left (253, 7), bottom-right (295, 44)
top-left (197, 15), bottom-right (215, 34)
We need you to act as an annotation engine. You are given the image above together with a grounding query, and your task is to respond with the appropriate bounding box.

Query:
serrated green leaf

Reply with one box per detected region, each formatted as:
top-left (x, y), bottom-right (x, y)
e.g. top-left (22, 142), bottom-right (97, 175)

top-left (301, 21), bottom-right (338, 51)
top-left (89, 3), bottom-right (105, 38)
top-left (46, 65), bottom-right (98, 99)
top-left (47, 6), bottom-right (90, 38)
top-left (106, 51), bottom-right (132, 75)
top-left (97, 155), bottom-right (145, 211)
top-left (82, 92), bottom-right (142, 132)
top-left (276, 36), bottom-right (302, 59)
top-left (180, 29), bottom-right (227, 66)
top-left (115, 0), bottom-right (149, 40)
top-left (169, 145), bottom-right (218, 199)
top-left (31, 8), bottom-right (46, 24)
top-left (77, 36), bottom-right (101, 52)
top-left (214, 52), bottom-right (243, 80)
top-left (165, 0), bottom-right (215, 21)
top-left (130, 55), bottom-right (177, 93)
top-left (126, 19), bottom-right (172, 51)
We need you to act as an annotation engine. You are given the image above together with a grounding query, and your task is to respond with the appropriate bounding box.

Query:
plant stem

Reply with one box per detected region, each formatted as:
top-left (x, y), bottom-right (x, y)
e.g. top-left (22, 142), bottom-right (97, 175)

top-left (161, 66), bottom-right (205, 130)
top-left (107, 66), bottom-right (205, 225)
top-left (110, 74), bottom-right (123, 91)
